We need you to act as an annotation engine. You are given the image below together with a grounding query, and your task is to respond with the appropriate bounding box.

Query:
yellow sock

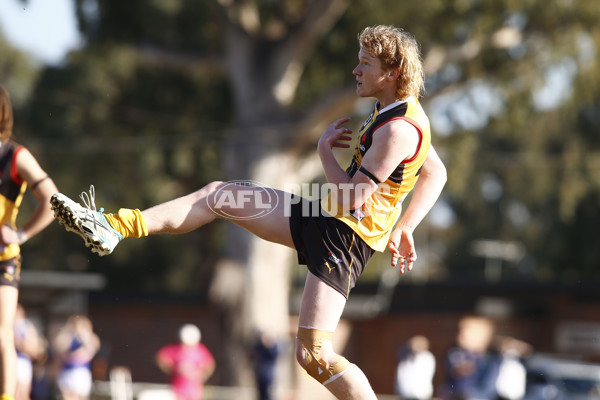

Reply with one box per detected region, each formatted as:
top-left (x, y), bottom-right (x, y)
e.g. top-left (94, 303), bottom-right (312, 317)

top-left (104, 208), bottom-right (148, 239)
top-left (1, 394), bottom-right (15, 400)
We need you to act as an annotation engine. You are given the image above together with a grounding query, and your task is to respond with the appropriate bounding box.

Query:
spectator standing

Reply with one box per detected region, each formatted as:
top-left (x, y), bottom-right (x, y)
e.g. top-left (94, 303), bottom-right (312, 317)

top-left (395, 335), bottom-right (435, 400)
top-left (52, 315), bottom-right (100, 400)
top-left (156, 324), bottom-right (215, 400)
top-left (251, 331), bottom-right (281, 400)
top-left (14, 305), bottom-right (44, 400)
top-left (492, 336), bottom-right (532, 400)
top-left (442, 317), bottom-right (498, 400)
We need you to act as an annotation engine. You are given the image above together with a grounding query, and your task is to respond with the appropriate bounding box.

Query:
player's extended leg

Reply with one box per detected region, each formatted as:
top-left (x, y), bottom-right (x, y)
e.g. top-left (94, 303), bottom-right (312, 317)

top-left (0, 286), bottom-right (18, 400)
top-left (141, 181), bottom-right (295, 247)
top-left (295, 273), bottom-right (377, 400)
top-left (51, 182), bottom-right (295, 255)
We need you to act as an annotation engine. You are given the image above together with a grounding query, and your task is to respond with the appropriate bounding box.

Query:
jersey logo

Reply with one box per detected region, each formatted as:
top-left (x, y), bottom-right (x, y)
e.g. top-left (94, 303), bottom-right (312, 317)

top-left (360, 112), bottom-right (374, 131)
top-left (350, 208), bottom-right (366, 222)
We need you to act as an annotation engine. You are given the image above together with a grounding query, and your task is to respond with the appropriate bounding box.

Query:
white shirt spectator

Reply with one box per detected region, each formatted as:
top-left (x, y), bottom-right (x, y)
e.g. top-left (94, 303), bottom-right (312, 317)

top-left (395, 335), bottom-right (436, 400)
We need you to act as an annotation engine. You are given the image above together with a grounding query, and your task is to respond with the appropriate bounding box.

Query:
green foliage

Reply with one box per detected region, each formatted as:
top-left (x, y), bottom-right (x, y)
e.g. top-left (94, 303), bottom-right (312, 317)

top-left (0, 35), bottom-right (39, 108)
top-left (76, 0), bottom-right (224, 52)
top-left (6, 0), bottom-right (600, 292)
top-left (17, 40), bottom-right (232, 294)
top-left (424, 0), bottom-right (600, 282)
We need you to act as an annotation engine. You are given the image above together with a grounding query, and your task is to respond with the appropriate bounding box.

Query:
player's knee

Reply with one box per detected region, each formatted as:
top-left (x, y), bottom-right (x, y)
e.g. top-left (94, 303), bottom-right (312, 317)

top-left (203, 181), bottom-right (225, 196)
top-left (199, 181), bottom-right (224, 207)
top-left (295, 336), bottom-right (309, 367)
top-left (296, 327), bottom-right (351, 385)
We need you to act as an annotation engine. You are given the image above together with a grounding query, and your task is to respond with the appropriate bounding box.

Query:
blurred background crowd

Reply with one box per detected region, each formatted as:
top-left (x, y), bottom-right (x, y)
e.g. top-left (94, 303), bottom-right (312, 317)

top-left (14, 305), bottom-right (600, 400)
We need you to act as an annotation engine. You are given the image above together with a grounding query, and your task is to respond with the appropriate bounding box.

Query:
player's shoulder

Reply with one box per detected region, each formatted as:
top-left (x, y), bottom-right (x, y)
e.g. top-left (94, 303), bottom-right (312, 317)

top-left (374, 117), bottom-right (418, 140)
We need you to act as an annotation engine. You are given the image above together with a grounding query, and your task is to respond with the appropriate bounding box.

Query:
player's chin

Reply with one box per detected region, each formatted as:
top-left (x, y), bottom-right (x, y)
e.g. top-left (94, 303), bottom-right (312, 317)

top-left (356, 84), bottom-right (367, 97)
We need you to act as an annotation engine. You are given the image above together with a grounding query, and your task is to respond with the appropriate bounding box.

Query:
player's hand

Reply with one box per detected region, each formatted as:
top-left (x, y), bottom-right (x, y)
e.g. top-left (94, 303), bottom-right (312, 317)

top-left (388, 227), bottom-right (417, 273)
top-left (319, 117), bottom-right (354, 149)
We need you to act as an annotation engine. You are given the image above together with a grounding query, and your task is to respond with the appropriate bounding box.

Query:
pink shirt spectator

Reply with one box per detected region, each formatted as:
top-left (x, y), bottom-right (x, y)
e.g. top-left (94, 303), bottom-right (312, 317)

top-left (156, 325), bottom-right (215, 400)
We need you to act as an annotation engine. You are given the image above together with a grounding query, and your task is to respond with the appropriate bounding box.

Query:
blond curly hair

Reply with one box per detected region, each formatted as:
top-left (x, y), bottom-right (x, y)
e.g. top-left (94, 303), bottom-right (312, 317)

top-left (358, 25), bottom-right (425, 100)
top-left (0, 86), bottom-right (14, 142)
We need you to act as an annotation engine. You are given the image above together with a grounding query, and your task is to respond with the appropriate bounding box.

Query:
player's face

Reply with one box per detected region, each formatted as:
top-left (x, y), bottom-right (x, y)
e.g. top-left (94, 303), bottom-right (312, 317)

top-left (352, 48), bottom-right (388, 99)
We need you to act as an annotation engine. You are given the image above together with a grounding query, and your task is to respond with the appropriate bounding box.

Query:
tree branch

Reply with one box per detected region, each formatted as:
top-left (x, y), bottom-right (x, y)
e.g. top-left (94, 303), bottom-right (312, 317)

top-left (135, 44), bottom-right (223, 72)
top-left (270, 0), bottom-right (351, 104)
top-left (289, 86), bottom-right (358, 151)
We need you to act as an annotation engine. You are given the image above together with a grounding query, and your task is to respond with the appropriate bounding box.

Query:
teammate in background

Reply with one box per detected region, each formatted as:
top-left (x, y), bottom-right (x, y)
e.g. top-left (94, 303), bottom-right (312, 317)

top-left (51, 25), bottom-right (447, 399)
top-left (52, 315), bottom-right (100, 400)
top-left (156, 324), bottom-right (215, 400)
top-left (0, 86), bottom-right (58, 400)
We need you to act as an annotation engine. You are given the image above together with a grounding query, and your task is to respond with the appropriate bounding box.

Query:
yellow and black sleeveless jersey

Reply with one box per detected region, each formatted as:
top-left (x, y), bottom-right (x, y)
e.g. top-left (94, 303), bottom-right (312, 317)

top-left (322, 97), bottom-right (431, 251)
top-left (0, 142), bottom-right (26, 260)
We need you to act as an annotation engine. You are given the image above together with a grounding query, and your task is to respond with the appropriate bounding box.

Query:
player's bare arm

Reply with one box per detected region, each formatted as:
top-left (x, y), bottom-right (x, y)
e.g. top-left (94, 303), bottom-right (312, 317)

top-left (0, 149), bottom-right (57, 246)
top-left (388, 146), bottom-right (447, 272)
top-left (359, 119), bottom-right (420, 186)
top-left (16, 149), bottom-right (57, 237)
top-left (318, 117), bottom-right (419, 210)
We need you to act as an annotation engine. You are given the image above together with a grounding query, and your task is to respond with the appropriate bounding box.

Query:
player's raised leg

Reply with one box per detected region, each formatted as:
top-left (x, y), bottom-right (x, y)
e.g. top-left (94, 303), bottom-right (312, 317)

top-left (51, 181), bottom-right (295, 255)
top-left (141, 180), bottom-right (295, 247)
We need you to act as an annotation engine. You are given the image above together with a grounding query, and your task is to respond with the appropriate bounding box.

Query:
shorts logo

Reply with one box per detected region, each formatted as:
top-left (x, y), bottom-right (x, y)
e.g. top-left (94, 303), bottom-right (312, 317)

top-left (2, 266), bottom-right (15, 282)
top-left (327, 252), bottom-right (342, 264)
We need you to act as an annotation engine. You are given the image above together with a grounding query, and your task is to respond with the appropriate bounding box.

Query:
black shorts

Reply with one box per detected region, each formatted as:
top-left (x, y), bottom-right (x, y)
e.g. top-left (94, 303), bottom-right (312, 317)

top-left (0, 256), bottom-right (22, 289)
top-left (288, 196), bottom-right (375, 299)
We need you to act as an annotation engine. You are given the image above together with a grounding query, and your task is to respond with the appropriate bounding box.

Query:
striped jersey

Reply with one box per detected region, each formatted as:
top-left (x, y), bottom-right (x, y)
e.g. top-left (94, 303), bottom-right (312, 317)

top-left (322, 97), bottom-right (431, 251)
top-left (0, 142), bottom-right (26, 260)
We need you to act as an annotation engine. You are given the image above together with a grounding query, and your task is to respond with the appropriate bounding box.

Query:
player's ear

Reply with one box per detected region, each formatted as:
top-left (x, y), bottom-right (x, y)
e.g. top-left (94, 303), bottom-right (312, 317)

top-left (387, 68), bottom-right (400, 81)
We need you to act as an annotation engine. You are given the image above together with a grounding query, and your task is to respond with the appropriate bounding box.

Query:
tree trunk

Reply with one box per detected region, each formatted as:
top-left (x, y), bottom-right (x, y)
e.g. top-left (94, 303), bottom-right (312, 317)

top-left (208, 0), bottom-right (352, 392)
top-left (208, 148), bottom-right (298, 390)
